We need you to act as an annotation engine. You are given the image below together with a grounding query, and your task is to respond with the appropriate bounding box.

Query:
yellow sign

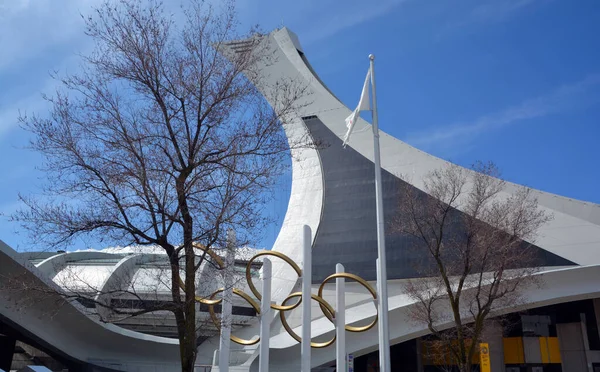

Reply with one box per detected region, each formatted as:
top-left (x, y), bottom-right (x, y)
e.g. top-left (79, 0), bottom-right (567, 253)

top-left (480, 343), bottom-right (491, 372)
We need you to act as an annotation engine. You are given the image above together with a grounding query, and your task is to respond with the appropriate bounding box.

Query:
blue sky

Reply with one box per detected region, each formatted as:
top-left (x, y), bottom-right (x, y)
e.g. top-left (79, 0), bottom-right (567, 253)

top-left (1, 0), bottom-right (599, 251)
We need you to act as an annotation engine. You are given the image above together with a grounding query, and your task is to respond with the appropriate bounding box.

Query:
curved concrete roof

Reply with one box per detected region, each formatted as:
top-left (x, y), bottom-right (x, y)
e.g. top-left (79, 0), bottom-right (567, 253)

top-left (0, 240), bottom-right (180, 371)
top-left (209, 27), bottom-right (600, 369)
top-left (0, 243), bottom-right (262, 370)
top-left (219, 27), bottom-right (600, 276)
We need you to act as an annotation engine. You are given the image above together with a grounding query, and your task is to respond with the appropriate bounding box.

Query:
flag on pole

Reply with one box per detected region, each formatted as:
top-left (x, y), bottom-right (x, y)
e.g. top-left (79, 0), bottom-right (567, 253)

top-left (343, 69), bottom-right (371, 147)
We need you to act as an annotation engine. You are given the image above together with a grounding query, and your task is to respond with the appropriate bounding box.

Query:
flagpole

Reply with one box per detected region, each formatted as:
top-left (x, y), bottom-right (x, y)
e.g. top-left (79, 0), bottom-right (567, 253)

top-left (301, 225), bottom-right (312, 372)
top-left (369, 54), bottom-right (391, 372)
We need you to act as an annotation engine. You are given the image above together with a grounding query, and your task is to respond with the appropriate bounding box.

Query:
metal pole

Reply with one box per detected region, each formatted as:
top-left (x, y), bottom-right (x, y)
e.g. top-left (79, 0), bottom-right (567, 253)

top-left (219, 229), bottom-right (236, 372)
top-left (375, 257), bottom-right (389, 371)
top-left (370, 53), bottom-right (391, 372)
top-left (259, 258), bottom-right (272, 372)
top-left (336, 263), bottom-right (346, 372)
top-left (301, 225), bottom-right (312, 372)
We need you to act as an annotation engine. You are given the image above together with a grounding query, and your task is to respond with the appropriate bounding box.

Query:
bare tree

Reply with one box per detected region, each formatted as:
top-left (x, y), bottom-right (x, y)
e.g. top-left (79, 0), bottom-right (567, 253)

top-left (393, 162), bottom-right (552, 372)
top-left (12, 0), bottom-right (307, 370)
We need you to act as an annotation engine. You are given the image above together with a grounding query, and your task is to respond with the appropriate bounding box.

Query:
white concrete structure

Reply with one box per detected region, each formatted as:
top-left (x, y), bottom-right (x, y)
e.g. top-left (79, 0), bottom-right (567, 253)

top-left (209, 27), bottom-right (600, 372)
top-left (1, 27), bottom-right (600, 372)
top-left (0, 243), bottom-right (261, 371)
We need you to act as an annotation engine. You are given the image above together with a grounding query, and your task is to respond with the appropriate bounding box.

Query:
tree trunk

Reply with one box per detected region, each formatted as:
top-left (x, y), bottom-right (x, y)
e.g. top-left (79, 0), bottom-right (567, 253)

top-left (182, 245), bottom-right (197, 372)
top-left (179, 172), bottom-right (198, 372)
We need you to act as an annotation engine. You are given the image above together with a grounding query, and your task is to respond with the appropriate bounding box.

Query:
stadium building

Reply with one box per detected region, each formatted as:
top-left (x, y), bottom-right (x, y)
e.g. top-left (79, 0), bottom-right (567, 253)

top-left (1, 28), bottom-right (600, 372)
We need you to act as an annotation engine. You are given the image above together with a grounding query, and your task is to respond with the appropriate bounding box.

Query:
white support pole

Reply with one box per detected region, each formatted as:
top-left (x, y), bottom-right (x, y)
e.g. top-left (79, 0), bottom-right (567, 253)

top-left (219, 229), bottom-right (236, 372)
top-left (336, 263), bottom-right (346, 372)
top-left (259, 258), bottom-right (272, 372)
top-left (370, 54), bottom-right (391, 372)
top-left (301, 225), bottom-right (312, 372)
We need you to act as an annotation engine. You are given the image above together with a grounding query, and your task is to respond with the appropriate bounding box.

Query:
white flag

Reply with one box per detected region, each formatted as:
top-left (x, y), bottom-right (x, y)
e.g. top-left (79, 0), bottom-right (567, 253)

top-left (343, 69), bottom-right (371, 147)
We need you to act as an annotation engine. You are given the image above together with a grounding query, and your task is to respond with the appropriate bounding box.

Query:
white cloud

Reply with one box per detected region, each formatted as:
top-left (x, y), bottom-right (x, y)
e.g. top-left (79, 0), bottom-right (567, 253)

top-left (241, 0), bottom-right (408, 45)
top-left (406, 73), bottom-right (600, 150)
top-left (0, 0), bottom-right (101, 72)
top-left (0, 75), bottom-right (57, 138)
top-left (300, 0), bottom-right (408, 44)
top-left (0, 0), bottom-right (102, 137)
top-left (470, 0), bottom-right (539, 23)
top-left (436, 0), bottom-right (547, 39)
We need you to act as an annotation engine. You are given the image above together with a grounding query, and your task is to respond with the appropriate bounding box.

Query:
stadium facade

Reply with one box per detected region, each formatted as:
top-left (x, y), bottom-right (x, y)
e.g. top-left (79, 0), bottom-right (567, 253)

top-left (1, 28), bottom-right (600, 372)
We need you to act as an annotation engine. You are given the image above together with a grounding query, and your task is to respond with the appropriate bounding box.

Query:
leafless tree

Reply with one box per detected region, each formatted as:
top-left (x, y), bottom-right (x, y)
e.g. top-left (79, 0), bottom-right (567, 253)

top-left (393, 162), bottom-right (552, 372)
top-left (12, 0), bottom-right (307, 370)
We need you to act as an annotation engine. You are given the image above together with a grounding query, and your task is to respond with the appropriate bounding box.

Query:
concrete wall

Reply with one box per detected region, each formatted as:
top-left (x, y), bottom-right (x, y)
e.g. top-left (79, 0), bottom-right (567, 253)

top-left (558, 322), bottom-right (589, 372)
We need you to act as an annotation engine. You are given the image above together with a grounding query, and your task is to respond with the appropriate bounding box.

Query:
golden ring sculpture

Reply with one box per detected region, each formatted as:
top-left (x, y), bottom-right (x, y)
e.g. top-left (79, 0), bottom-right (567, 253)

top-left (176, 245), bottom-right (378, 348)
top-left (245, 250), bottom-right (302, 311)
top-left (279, 292), bottom-right (337, 348)
top-left (317, 272), bottom-right (378, 333)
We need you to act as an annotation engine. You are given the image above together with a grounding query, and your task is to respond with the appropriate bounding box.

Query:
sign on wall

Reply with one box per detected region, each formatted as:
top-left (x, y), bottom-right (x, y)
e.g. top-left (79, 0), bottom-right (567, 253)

top-left (480, 343), bottom-right (491, 372)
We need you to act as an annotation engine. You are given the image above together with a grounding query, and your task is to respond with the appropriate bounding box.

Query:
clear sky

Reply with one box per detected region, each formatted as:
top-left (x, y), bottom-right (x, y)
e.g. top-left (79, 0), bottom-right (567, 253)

top-left (1, 0), bottom-right (599, 251)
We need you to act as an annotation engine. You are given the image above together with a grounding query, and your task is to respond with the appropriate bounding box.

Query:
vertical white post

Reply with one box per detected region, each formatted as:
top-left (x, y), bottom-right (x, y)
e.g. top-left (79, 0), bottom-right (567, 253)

top-left (370, 54), bottom-right (391, 372)
top-left (336, 263), bottom-right (346, 372)
top-left (219, 229), bottom-right (235, 372)
top-left (301, 225), bottom-right (312, 372)
top-left (259, 258), bottom-right (272, 372)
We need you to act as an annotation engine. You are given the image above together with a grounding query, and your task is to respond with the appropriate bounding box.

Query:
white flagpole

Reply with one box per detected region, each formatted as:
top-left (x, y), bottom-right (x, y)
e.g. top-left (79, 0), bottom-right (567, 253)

top-left (219, 229), bottom-right (236, 372)
top-left (301, 225), bottom-right (312, 372)
top-left (259, 258), bottom-right (272, 372)
top-left (369, 54), bottom-right (391, 372)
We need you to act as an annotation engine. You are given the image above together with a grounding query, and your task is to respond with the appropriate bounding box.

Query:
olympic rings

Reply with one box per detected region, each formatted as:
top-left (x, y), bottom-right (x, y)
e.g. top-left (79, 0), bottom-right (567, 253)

top-left (207, 287), bottom-right (261, 346)
top-left (174, 245), bottom-right (378, 348)
top-left (317, 272), bottom-right (378, 332)
top-left (279, 292), bottom-right (337, 348)
top-left (245, 251), bottom-right (302, 311)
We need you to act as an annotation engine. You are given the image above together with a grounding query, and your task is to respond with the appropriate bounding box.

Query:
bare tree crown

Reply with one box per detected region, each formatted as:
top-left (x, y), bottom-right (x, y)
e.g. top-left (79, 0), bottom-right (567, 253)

top-left (16, 0), bottom-right (304, 253)
top-left (393, 162), bottom-right (552, 372)
top-left (13, 1), bottom-right (307, 370)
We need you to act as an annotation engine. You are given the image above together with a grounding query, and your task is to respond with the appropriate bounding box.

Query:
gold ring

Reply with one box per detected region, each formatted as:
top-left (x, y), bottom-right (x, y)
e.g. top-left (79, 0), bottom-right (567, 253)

top-left (245, 251), bottom-right (302, 311)
top-left (173, 246), bottom-right (378, 346)
top-left (279, 292), bottom-right (336, 348)
top-left (317, 272), bottom-right (378, 332)
top-left (207, 287), bottom-right (261, 345)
